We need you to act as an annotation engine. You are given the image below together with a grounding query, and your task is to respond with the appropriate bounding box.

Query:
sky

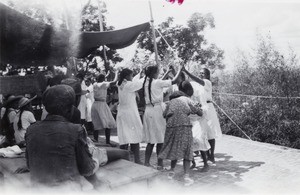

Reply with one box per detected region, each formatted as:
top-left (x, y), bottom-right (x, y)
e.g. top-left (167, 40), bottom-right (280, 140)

top-left (1, 0), bottom-right (300, 70)
top-left (103, 0), bottom-right (300, 70)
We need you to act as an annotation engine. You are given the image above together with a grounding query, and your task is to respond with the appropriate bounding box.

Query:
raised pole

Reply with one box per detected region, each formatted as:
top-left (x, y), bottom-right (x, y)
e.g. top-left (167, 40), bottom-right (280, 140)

top-left (148, 0), bottom-right (159, 66)
top-left (97, 0), bottom-right (108, 68)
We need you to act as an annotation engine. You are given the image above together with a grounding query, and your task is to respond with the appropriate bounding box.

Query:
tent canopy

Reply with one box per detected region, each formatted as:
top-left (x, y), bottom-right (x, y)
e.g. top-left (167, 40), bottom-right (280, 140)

top-left (0, 2), bottom-right (150, 67)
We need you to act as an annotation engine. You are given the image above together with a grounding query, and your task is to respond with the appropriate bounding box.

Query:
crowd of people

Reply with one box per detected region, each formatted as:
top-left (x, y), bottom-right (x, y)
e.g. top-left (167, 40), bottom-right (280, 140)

top-left (0, 63), bottom-right (222, 188)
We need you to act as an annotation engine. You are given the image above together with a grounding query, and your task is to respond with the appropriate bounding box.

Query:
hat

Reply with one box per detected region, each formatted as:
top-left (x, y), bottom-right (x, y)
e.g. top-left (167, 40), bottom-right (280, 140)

top-left (18, 95), bottom-right (37, 109)
top-left (3, 95), bottom-right (23, 107)
top-left (42, 85), bottom-right (75, 115)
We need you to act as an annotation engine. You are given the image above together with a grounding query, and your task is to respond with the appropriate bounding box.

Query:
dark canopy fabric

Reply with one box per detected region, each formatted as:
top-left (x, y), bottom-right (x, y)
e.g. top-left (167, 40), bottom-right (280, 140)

top-left (78, 23), bottom-right (150, 58)
top-left (0, 2), bottom-right (150, 67)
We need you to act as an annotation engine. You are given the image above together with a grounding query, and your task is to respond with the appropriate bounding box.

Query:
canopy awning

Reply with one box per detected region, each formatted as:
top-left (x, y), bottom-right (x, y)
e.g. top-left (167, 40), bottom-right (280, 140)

top-left (0, 2), bottom-right (150, 67)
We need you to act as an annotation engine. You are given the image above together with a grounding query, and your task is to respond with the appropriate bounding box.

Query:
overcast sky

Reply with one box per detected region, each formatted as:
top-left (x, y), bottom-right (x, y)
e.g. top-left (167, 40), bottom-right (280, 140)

top-left (104, 0), bottom-right (300, 70)
top-left (2, 0), bottom-right (300, 70)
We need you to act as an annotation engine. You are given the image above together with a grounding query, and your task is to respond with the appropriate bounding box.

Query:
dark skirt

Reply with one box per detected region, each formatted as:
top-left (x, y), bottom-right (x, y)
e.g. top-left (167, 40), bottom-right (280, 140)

top-left (158, 125), bottom-right (193, 161)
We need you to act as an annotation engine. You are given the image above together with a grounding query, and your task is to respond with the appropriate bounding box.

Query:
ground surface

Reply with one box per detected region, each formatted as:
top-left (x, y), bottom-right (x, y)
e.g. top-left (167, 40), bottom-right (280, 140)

top-left (104, 128), bottom-right (300, 194)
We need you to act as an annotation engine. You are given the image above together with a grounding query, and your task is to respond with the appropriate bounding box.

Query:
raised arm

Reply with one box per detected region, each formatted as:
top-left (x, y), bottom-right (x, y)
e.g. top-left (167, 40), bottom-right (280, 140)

top-left (161, 66), bottom-right (172, 80)
top-left (183, 67), bottom-right (205, 86)
top-left (108, 70), bottom-right (119, 87)
top-left (171, 65), bottom-right (184, 85)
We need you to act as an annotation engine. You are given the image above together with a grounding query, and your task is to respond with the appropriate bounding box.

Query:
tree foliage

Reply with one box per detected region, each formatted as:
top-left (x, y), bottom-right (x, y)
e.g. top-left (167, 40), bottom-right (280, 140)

top-left (134, 13), bottom-right (225, 74)
top-left (217, 34), bottom-right (300, 149)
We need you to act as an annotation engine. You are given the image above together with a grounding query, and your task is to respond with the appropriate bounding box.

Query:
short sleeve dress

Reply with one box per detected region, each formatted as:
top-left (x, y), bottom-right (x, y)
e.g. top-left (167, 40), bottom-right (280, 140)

top-left (143, 78), bottom-right (172, 144)
top-left (203, 79), bottom-right (222, 140)
top-left (117, 75), bottom-right (144, 145)
top-left (91, 82), bottom-right (116, 130)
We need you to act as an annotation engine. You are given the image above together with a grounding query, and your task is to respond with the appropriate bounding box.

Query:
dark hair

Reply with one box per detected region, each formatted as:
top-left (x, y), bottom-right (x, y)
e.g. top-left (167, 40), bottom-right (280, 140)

top-left (142, 66), bottom-right (159, 106)
top-left (179, 81), bottom-right (194, 97)
top-left (17, 103), bottom-right (32, 130)
top-left (118, 68), bottom-right (133, 86)
top-left (96, 74), bottom-right (105, 82)
top-left (202, 68), bottom-right (210, 80)
top-left (180, 72), bottom-right (186, 81)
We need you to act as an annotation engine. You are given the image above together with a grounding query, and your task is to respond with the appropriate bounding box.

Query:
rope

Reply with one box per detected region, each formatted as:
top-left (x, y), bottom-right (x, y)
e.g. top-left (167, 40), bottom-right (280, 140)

top-left (213, 92), bottom-right (300, 100)
top-left (155, 28), bottom-right (181, 61)
top-left (212, 100), bottom-right (253, 141)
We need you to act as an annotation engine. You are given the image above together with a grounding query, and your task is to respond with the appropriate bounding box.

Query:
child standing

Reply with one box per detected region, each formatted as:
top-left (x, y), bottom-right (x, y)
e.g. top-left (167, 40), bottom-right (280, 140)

top-left (117, 68), bottom-right (144, 164)
top-left (91, 71), bottom-right (118, 146)
top-left (142, 65), bottom-right (183, 168)
top-left (183, 67), bottom-right (222, 163)
top-left (189, 81), bottom-right (211, 171)
top-left (158, 81), bottom-right (202, 186)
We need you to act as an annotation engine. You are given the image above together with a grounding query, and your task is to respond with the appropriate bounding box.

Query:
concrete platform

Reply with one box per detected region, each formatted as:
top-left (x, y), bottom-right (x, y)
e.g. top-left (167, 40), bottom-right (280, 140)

top-left (0, 148), bottom-right (159, 194)
top-left (1, 134), bottom-right (300, 194)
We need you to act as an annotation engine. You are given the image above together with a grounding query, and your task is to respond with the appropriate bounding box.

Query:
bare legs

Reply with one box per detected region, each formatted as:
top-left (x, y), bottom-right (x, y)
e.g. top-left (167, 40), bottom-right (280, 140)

top-left (207, 139), bottom-right (216, 163)
top-left (120, 143), bottom-right (141, 164)
top-left (93, 128), bottom-right (115, 146)
top-left (144, 143), bottom-right (163, 168)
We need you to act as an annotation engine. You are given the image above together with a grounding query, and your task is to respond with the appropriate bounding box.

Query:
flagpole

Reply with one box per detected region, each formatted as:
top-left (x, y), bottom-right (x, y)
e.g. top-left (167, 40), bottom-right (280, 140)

top-left (97, 0), bottom-right (108, 69)
top-left (148, 0), bottom-right (159, 66)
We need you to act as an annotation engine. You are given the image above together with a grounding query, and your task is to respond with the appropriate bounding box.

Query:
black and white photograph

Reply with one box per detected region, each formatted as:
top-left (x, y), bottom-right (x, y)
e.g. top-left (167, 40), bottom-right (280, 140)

top-left (0, 0), bottom-right (300, 194)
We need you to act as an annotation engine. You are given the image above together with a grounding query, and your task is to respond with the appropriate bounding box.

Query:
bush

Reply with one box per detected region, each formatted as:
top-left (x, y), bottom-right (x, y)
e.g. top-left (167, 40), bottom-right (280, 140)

top-left (216, 34), bottom-right (300, 149)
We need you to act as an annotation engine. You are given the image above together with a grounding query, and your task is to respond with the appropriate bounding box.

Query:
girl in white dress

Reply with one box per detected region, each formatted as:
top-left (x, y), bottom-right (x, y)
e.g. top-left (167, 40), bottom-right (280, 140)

top-left (91, 71), bottom-right (118, 145)
top-left (189, 81), bottom-right (211, 171)
top-left (117, 68), bottom-right (144, 164)
top-left (85, 78), bottom-right (94, 133)
top-left (142, 65), bottom-right (183, 168)
top-left (184, 67), bottom-right (222, 163)
top-left (77, 74), bottom-right (88, 124)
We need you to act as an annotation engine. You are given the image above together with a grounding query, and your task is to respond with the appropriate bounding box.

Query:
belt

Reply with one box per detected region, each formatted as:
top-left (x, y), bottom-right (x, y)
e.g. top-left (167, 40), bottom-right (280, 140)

top-left (146, 102), bottom-right (162, 106)
top-left (94, 98), bottom-right (106, 102)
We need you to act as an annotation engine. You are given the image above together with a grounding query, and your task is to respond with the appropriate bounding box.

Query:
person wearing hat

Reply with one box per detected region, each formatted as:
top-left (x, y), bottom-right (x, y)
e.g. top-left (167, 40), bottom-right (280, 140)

top-left (0, 95), bottom-right (23, 147)
top-left (13, 96), bottom-right (36, 146)
top-left (25, 85), bottom-right (130, 189)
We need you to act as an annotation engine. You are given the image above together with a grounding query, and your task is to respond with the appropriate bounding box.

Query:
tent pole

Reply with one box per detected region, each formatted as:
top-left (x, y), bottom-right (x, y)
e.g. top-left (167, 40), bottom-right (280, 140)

top-left (97, 0), bottom-right (108, 69)
top-left (148, 0), bottom-right (159, 66)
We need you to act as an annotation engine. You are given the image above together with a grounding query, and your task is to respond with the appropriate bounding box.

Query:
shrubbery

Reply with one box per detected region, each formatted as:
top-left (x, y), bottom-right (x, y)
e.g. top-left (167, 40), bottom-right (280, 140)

top-left (215, 34), bottom-right (300, 149)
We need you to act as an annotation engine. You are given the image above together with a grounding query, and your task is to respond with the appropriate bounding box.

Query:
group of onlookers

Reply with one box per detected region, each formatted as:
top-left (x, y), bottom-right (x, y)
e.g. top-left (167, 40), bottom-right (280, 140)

top-left (0, 64), bottom-right (222, 188)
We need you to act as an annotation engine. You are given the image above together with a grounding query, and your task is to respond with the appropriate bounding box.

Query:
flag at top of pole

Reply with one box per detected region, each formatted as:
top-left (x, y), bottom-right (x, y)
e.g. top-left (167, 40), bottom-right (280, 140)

top-left (166, 0), bottom-right (184, 5)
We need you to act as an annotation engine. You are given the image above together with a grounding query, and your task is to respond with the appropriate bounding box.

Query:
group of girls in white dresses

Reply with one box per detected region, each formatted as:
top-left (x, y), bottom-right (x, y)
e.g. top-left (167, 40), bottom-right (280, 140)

top-left (89, 64), bottom-right (222, 186)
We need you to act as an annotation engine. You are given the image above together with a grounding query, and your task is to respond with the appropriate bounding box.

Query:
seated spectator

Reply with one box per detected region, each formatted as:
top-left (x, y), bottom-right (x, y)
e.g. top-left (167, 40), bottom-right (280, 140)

top-left (0, 95), bottom-right (23, 147)
top-left (13, 96), bottom-right (36, 146)
top-left (25, 85), bottom-right (129, 189)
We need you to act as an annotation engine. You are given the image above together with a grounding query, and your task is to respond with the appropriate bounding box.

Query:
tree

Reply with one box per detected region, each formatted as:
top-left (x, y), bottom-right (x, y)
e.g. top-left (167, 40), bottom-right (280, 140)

top-left (135, 13), bottom-right (225, 74)
top-left (3, 0), bottom-right (123, 72)
top-left (217, 34), bottom-right (300, 149)
top-left (81, 1), bottom-right (123, 73)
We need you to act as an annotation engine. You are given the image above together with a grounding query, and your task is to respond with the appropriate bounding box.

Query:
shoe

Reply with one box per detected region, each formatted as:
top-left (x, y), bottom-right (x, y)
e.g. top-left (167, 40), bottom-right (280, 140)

top-left (200, 165), bottom-right (209, 172)
top-left (190, 161), bottom-right (196, 169)
top-left (167, 171), bottom-right (175, 180)
top-left (208, 157), bottom-right (215, 163)
top-left (183, 176), bottom-right (194, 186)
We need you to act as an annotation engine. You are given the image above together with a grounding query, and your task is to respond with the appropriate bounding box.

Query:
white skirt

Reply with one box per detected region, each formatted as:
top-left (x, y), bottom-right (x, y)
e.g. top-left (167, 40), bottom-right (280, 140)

top-left (143, 103), bottom-right (166, 144)
top-left (205, 103), bottom-right (222, 140)
top-left (117, 106), bottom-right (143, 145)
top-left (190, 115), bottom-right (211, 152)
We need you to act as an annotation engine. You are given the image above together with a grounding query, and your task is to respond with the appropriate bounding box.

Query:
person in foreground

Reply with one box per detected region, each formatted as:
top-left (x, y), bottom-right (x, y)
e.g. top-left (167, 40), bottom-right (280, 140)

top-left (25, 85), bottom-right (129, 190)
top-left (183, 67), bottom-right (222, 163)
top-left (158, 81), bottom-right (203, 186)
